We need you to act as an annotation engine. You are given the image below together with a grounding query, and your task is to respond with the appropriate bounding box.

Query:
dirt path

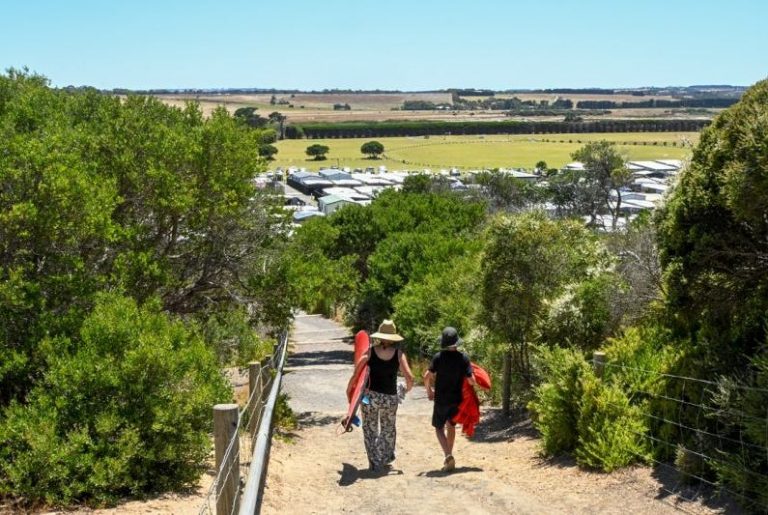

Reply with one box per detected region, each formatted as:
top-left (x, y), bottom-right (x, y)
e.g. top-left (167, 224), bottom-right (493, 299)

top-left (261, 315), bottom-right (724, 515)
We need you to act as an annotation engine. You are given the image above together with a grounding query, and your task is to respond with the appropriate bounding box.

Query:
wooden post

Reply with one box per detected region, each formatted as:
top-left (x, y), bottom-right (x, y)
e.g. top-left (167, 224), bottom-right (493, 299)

top-left (593, 351), bottom-right (607, 379)
top-left (214, 404), bottom-right (240, 515)
top-left (248, 362), bottom-right (262, 439)
top-left (261, 356), bottom-right (272, 393)
top-left (502, 348), bottom-right (511, 416)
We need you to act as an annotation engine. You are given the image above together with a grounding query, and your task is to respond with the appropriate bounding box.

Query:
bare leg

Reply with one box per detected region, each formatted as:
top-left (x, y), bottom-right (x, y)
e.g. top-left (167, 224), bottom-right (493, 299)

top-left (446, 423), bottom-right (456, 456)
top-left (435, 427), bottom-right (451, 456)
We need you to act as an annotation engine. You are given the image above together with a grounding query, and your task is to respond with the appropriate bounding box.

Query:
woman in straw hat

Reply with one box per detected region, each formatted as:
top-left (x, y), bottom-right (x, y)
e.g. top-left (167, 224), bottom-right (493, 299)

top-left (346, 319), bottom-right (414, 471)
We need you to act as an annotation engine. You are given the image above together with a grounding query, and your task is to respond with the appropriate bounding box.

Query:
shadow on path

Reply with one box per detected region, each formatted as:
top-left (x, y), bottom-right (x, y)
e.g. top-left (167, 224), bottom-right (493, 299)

top-left (417, 466), bottom-right (483, 478)
top-left (296, 412), bottom-right (340, 428)
top-left (649, 463), bottom-right (745, 514)
top-left (338, 463), bottom-right (404, 486)
top-left (289, 349), bottom-right (351, 367)
top-left (471, 408), bottom-right (538, 443)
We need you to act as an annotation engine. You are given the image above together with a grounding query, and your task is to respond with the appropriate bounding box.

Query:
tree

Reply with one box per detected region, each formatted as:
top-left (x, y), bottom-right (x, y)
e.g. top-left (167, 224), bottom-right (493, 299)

top-left (268, 111), bottom-right (287, 139)
top-left (233, 106), bottom-right (267, 128)
top-left (306, 144), bottom-right (330, 160)
top-left (480, 212), bottom-right (609, 413)
top-left (535, 160), bottom-right (548, 174)
top-left (259, 143), bottom-right (278, 160)
top-left (571, 141), bottom-right (631, 229)
top-left (656, 78), bottom-right (768, 371)
top-left (360, 140), bottom-right (385, 159)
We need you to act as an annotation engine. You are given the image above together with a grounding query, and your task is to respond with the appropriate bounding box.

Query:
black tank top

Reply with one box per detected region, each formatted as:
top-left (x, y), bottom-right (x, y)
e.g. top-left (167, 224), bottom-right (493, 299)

top-left (368, 347), bottom-right (399, 395)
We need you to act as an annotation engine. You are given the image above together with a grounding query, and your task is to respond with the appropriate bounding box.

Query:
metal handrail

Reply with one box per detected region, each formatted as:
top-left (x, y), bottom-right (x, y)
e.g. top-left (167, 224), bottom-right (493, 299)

top-left (238, 332), bottom-right (289, 515)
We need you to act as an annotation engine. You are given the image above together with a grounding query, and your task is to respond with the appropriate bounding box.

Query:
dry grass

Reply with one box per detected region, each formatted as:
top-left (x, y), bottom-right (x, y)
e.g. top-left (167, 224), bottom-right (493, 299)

top-left (152, 92), bottom-right (717, 123)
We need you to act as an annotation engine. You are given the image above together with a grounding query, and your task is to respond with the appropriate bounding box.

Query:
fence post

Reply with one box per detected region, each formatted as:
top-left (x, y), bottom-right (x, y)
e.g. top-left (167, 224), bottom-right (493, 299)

top-left (248, 362), bottom-right (262, 439)
top-left (214, 403), bottom-right (240, 515)
top-left (261, 355), bottom-right (273, 393)
top-left (593, 351), bottom-right (606, 378)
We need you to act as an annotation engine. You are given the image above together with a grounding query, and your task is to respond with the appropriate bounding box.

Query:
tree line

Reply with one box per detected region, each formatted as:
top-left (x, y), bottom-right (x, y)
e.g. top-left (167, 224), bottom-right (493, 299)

top-left (286, 119), bottom-right (710, 139)
top-left (576, 97), bottom-right (739, 109)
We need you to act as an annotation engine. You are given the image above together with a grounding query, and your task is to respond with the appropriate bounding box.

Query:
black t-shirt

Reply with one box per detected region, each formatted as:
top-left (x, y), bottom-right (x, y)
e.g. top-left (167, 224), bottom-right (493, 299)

top-left (429, 350), bottom-right (472, 405)
top-left (368, 347), bottom-right (399, 395)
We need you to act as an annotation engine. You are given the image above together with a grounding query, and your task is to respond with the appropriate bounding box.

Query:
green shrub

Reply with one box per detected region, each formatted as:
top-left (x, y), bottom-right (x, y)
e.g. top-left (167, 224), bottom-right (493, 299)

top-left (576, 373), bottom-right (648, 471)
top-left (0, 293), bottom-right (231, 506)
top-left (201, 307), bottom-right (273, 367)
top-left (528, 346), bottom-right (590, 455)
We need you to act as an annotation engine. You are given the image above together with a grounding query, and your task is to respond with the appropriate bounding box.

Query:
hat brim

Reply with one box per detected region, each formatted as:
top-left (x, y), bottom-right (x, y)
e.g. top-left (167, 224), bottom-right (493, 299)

top-left (441, 337), bottom-right (463, 348)
top-left (371, 332), bottom-right (404, 342)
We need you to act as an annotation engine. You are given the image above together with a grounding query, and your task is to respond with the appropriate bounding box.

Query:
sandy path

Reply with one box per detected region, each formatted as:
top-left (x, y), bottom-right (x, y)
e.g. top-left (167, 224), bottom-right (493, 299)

top-left (260, 315), bottom-right (725, 515)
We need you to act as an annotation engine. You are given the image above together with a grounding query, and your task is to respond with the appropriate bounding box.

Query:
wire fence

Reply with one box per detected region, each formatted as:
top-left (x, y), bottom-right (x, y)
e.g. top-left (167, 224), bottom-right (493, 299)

top-left (198, 332), bottom-right (288, 515)
top-left (596, 357), bottom-right (768, 513)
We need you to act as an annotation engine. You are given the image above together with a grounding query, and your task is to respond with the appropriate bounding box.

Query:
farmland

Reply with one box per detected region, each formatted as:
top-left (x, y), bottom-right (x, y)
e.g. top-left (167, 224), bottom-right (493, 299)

top-left (154, 91), bottom-right (721, 124)
top-left (271, 132), bottom-right (698, 171)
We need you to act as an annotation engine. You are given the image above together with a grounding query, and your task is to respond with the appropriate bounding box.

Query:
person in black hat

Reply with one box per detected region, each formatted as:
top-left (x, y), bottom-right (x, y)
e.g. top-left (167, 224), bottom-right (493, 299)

top-left (423, 326), bottom-right (475, 472)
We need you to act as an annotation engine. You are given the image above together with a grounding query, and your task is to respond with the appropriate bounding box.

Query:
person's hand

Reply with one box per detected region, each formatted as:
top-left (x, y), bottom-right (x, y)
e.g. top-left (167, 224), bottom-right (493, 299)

top-left (427, 389), bottom-right (434, 401)
top-left (405, 377), bottom-right (414, 393)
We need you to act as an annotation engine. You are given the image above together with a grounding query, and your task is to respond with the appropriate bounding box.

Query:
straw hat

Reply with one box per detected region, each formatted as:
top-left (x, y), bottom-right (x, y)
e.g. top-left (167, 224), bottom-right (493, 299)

top-left (370, 319), bottom-right (404, 343)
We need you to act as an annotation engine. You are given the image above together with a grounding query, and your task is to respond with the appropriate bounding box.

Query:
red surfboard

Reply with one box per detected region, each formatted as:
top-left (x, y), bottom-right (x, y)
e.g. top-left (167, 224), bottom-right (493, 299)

top-left (341, 330), bottom-right (370, 433)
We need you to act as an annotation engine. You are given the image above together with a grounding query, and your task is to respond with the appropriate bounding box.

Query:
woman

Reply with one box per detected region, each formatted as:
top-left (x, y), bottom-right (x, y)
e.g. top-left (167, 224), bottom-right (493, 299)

top-left (346, 319), bottom-right (414, 471)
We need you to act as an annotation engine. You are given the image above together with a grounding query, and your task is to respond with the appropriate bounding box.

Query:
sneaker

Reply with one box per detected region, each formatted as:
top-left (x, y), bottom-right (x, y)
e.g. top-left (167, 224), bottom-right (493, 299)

top-left (441, 455), bottom-right (455, 472)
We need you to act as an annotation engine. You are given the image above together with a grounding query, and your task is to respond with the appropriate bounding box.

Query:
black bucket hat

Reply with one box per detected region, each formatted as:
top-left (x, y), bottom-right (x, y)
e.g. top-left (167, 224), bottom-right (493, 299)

top-left (440, 326), bottom-right (463, 348)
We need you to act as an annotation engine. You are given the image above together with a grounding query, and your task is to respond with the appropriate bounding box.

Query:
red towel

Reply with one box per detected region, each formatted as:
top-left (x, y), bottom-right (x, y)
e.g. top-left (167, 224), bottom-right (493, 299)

top-left (451, 363), bottom-right (491, 437)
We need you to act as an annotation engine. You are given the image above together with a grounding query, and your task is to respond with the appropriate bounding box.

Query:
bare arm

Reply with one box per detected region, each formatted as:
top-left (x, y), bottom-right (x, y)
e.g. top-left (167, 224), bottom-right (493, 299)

top-left (398, 351), bottom-right (414, 392)
top-left (424, 370), bottom-right (435, 401)
top-left (346, 353), bottom-right (369, 401)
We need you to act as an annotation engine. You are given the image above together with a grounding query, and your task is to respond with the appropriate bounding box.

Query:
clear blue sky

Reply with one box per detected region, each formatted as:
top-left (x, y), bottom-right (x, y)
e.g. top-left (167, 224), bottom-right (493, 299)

top-left (1, 0), bottom-right (766, 90)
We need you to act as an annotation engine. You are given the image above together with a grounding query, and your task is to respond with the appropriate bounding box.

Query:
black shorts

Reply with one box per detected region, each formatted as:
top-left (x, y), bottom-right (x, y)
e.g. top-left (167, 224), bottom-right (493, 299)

top-left (432, 403), bottom-right (458, 428)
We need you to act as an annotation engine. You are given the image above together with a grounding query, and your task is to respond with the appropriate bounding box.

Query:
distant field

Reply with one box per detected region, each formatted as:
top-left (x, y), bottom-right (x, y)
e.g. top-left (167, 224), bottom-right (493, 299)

top-left (271, 132), bottom-right (698, 171)
top-left (154, 92), bottom-right (716, 124)
top-left (156, 92), bottom-right (452, 119)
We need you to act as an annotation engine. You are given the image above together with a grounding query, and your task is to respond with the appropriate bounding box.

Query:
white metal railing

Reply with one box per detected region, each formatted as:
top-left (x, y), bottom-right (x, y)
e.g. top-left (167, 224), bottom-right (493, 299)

top-left (198, 332), bottom-right (289, 515)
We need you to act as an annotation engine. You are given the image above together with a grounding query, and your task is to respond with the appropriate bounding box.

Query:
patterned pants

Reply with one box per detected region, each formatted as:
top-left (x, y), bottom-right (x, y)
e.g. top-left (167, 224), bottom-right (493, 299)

top-left (361, 390), bottom-right (398, 468)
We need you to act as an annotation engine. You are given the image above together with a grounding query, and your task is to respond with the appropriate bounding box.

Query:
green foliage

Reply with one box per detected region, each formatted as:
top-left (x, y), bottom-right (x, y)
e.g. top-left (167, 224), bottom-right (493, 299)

top-left (0, 293), bottom-right (230, 505)
top-left (286, 188), bottom-right (486, 331)
top-left (575, 374), bottom-right (648, 471)
top-left (540, 273), bottom-right (621, 352)
top-left (360, 140), bottom-right (384, 159)
top-left (528, 347), bottom-right (590, 455)
top-left (481, 211), bottom-right (612, 396)
top-left (0, 69), bottom-right (289, 505)
top-left (568, 141), bottom-right (631, 228)
top-left (259, 143), bottom-right (278, 159)
top-left (470, 171), bottom-right (544, 212)
top-left (201, 307), bottom-right (273, 367)
top-left (233, 106), bottom-right (267, 127)
top-left (305, 143), bottom-right (330, 160)
top-left (290, 119), bottom-right (710, 139)
top-left (656, 78), bottom-right (768, 372)
top-left (393, 252), bottom-right (483, 357)
top-left (283, 217), bottom-right (358, 316)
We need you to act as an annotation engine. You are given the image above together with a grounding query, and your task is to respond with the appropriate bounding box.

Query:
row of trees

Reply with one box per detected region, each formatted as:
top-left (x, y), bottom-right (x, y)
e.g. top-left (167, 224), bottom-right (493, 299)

top-left (576, 97), bottom-right (739, 109)
top-left (288, 119), bottom-right (710, 139)
top-left (0, 70), bottom-right (293, 505)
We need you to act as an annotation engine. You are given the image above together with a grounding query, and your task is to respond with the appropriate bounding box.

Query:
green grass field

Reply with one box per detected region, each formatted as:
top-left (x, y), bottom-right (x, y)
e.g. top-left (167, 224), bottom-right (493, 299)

top-left (271, 132), bottom-right (698, 171)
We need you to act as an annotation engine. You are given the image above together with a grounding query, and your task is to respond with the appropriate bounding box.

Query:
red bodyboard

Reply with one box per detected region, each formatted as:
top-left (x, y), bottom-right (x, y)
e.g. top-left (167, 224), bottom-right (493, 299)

top-left (341, 330), bottom-right (370, 433)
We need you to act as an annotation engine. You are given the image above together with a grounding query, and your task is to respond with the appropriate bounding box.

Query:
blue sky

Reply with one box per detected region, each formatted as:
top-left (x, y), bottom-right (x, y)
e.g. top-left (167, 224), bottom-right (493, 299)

top-left (1, 0), bottom-right (766, 90)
